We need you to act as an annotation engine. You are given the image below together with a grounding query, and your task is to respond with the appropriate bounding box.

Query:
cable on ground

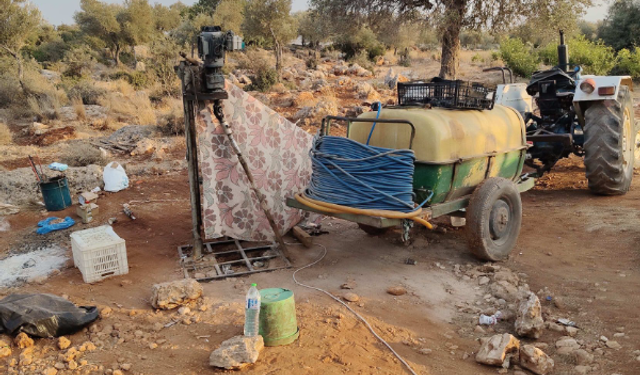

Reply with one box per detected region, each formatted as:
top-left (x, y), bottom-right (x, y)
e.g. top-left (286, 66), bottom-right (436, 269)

top-left (292, 244), bottom-right (419, 375)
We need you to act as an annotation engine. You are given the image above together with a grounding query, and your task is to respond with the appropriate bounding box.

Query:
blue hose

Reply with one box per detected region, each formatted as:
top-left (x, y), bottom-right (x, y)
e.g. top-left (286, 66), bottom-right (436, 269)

top-left (306, 135), bottom-right (423, 213)
top-left (365, 101), bottom-right (382, 145)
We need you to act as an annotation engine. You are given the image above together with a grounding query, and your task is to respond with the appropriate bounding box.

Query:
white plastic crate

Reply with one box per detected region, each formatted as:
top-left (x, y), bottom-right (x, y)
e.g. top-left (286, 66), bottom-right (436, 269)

top-left (70, 225), bottom-right (128, 283)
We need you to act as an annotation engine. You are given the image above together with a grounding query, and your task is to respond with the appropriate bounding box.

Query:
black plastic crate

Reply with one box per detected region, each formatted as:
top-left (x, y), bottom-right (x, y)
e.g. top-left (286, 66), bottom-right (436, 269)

top-left (397, 80), bottom-right (496, 110)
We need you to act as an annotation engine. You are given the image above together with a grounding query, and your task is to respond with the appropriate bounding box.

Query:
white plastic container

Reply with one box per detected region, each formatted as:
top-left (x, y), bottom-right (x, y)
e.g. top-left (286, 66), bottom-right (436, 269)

top-left (70, 225), bottom-right (128, 283)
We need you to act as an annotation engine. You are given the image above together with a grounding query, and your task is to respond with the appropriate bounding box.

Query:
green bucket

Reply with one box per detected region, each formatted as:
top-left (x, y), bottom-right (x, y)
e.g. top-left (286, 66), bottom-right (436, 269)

top-left (39, 176), bottom-right (72, 212)
top-left (259, 288), bottom-right (299, 346)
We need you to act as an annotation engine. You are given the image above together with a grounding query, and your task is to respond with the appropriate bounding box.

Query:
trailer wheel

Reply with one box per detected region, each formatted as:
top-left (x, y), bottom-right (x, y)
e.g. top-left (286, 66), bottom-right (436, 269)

top-left (357, 223), bottom-right (390, 236)
top-left (583, 85), bottom-right (634, 195)
top-left (466, 178), bottom-right (522, 261)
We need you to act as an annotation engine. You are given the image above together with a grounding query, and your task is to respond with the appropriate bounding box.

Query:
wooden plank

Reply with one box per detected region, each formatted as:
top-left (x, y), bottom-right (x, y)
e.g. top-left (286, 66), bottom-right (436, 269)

top-left (292, 226), bottom-right (313, 248)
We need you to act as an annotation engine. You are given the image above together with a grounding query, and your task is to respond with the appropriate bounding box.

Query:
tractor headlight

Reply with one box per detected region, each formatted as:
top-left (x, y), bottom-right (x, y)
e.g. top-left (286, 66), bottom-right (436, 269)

top-left (579, 78), bottom-right (596, 94)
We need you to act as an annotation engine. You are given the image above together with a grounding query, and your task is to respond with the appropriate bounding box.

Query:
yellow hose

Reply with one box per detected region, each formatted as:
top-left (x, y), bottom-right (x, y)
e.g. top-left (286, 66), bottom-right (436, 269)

top-left (295, 193), bottom-right (434, 230)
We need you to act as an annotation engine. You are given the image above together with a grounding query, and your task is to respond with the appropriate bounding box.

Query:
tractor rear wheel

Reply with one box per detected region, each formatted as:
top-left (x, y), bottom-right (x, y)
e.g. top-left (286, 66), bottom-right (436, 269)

top-left (583, 86), bottom-right (635, 195)
top-left (466, 178), bottom-right (522, 262)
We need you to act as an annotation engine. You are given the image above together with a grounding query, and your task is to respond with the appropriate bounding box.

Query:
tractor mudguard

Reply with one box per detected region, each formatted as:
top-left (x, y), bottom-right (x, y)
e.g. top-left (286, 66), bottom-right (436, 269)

top-left (573, 75), bottom-right (634, 126)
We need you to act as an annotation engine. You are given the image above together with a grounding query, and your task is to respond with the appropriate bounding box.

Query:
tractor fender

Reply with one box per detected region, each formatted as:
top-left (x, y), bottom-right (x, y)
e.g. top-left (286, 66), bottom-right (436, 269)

top-left (573, 75), bottom-right (633, 126)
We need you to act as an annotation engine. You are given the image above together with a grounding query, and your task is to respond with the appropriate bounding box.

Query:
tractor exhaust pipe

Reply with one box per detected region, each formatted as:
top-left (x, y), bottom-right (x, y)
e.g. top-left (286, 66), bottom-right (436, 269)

top-left (558, 30), bottom-right (570, 72)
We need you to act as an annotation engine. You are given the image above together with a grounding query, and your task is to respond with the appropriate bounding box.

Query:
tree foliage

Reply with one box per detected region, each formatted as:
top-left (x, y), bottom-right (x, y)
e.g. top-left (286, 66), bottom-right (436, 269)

top-left (311, 0), bottom-right (592, 78)
top-left (598, 0), bottom-right (640, 51)
top-left (213, 0), bottom-right (246, 34)
top-left (75, 0), bottom-right (155, 65)
top-left (0, 0), bottom-right (41, 87)
top-left (243, 0), bottom-right (298, 74)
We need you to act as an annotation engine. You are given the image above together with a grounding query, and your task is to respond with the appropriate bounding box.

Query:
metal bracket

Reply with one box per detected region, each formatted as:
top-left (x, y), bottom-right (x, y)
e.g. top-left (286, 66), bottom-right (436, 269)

top-left (402, 219), bottom-right (413, 243)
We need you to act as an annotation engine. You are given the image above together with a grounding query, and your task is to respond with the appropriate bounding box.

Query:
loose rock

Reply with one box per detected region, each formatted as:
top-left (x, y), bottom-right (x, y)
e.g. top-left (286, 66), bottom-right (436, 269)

top-left (572, 349), bottom-right (593, 365)
top-left (515, 292), bottom-right (544, 339)
top-left (386, 286), bottom-right (407, 296)
top-left (475, 333), bottom-right (520, 367)
top-left (14, 332), bottom-right (34, 348)
top-left (342, 292), bottom-right (360, 302)
top-left (209, 335), bottom-right (264, 369)
top-left (151, 278), bottom-right (203, 310)
top-left (58, 337), bottom-right (71, 350)
top-left (519, 345), bottom-right (554, 375)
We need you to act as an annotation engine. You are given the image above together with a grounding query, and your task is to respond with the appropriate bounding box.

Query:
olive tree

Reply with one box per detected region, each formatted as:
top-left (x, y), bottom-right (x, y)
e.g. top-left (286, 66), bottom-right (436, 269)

top-left (0, 0), bottom-right (41, 90)
top-left (311, 0), bottom-right (592, 78)
top-left (242, 0), bottom-right (298, 74)
top-left (75, 0), bottom-right (155, 65)
top-left (598, 0), bottom-right (640, 51)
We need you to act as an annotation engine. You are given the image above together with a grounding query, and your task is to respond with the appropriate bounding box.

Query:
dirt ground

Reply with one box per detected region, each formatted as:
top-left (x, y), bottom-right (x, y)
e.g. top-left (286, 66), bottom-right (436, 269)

top-left (1, 156), bottom-right (640, 375)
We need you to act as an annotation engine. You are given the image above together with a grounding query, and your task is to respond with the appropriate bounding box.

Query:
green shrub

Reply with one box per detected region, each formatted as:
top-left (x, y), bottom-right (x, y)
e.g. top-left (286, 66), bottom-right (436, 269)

top-left (367, 44), bottom-right (386, 61)
top-left (247, 65), bottom-right (279, 92)
top-left (616, 48), bottom-right (640, 78)
top-left (109, 71), bottom-right (149, 90)
top-left (336, 26), bottom-right (384, 60)
top-left (538, 36), bottom-right (617, 75)
top-left (500, 38), bottom-right (540, 77)
top-left (60, 143), bottom-right (107, 167)
top-left (491, 51), bottom-right (500, 62)
top-left (68, 81), bottom-right (107, 105)
top-left (471, 53), bottom-right (483, 63)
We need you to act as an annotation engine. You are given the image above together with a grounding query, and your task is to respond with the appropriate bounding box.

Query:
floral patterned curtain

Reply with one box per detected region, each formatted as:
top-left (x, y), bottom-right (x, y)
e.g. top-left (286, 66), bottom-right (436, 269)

top-left (196, 82), bottom-right (314, 241)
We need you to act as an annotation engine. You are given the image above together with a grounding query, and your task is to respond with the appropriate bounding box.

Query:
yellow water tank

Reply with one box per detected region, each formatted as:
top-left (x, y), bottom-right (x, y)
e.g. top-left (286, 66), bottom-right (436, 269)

top-left (350, 104), bottom-right (527, 163)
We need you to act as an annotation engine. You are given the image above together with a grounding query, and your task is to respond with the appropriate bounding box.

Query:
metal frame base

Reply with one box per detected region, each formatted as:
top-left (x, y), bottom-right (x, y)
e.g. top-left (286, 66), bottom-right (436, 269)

top-left (178, 239), bottom-right (291, 281)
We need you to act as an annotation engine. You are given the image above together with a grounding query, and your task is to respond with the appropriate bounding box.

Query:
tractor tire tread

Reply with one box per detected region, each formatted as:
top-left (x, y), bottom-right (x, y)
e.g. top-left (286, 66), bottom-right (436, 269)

top-left (583, 86), bottom-right (633, 195)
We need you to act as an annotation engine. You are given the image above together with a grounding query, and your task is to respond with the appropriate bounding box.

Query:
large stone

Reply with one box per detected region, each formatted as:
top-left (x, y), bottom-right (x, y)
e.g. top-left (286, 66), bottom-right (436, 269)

top-left (475, 333), bottom-right (520, 367)
top-left (355, 82), bottom-right (380, 101)
top-left (573, 349), bottom-right (594, 365)
top-left (519, 345), bottom-right (554, 375)
top-left (209, 335), bottom-right (264, 369)
top-left (0, 346), bottom-right (11, 358)
top-left (490, 281), bottom-right (519, 301)
top-left (555, 336), bottom-right (580, 350)
top-left (515, 292), bottom-right (544, 339)
top-left (150, 279), bottom-right (203, 310)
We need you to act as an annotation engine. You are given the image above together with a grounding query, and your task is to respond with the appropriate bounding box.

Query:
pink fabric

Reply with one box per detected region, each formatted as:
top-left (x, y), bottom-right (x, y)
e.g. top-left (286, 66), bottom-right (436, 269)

top-left (197, 82), bottom-right (313, 241)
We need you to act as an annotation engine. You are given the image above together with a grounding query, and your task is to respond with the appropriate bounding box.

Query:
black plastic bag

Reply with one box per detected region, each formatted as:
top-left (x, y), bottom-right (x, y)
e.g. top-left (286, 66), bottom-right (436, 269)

top-left (0, 294), bottom-right (99, 338)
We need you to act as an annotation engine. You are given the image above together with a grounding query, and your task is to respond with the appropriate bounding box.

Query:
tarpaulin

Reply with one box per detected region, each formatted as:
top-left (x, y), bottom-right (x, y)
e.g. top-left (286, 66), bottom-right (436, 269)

top-left (0, 294), bottom-right (99, 337)
top-left (197, 82), bottom-right (314, 241)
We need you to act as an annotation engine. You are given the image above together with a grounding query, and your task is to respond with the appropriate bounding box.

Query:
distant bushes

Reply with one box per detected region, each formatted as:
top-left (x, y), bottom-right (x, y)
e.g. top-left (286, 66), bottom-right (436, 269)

top-left (614, 48), bottom-right (640, 77)
top-left (499, 38), bottom-right (540, 77)
top-left (67, 81), bottom-right (107, 105)
top-left (500, 35), bottom-right (629, 77)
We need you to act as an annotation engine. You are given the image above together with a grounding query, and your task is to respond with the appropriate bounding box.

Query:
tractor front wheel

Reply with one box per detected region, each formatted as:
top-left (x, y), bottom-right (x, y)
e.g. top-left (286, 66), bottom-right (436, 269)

top-left (466, 178), bottom-right (522, 262)
top-left (583, 86), bottom-right (635, 195)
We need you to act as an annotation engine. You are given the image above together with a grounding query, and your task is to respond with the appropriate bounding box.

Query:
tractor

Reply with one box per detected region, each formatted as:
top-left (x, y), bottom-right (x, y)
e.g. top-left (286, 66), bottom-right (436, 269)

top-left (493, 31), bottom-right (639, 195)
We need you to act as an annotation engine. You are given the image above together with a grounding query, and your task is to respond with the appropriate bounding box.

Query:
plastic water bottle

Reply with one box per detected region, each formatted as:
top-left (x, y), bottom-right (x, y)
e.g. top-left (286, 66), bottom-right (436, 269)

top-left (478, 311), bottom-right (503, 325)
top-left (244, 283), bottom-right (261, 336)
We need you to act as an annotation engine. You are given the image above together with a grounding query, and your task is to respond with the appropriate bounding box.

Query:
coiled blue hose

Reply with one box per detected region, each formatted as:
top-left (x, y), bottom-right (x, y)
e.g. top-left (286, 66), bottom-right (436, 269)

top-left (306, 135), bottom-right (420, 213)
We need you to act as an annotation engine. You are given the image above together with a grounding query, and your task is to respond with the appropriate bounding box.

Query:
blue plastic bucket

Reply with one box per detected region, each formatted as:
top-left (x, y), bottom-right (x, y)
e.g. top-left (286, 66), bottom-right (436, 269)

top-left (39, 176), bottom-right (72, 211)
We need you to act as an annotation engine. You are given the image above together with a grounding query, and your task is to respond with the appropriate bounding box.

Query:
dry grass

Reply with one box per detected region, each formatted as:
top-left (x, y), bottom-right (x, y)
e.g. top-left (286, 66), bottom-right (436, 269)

top-left (95, 79), bottom-right (136, 96)
top-left (99, 92), bottom-right (157, 126)
top-left (60, 142), bottom-right (107, 167)
top-left (72, 98), bottom-right (87, 122)
top-left (0, 122), bottom-right (11, 145)
top-left (157, 97), bottom-right (184, 135)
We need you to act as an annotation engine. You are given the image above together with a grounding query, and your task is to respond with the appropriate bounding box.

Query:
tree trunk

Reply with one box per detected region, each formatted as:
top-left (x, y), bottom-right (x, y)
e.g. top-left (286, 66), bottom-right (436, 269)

top-left (1, 45), bottom-right (26, 92)
top-left (115, 44), bottom-right (121, 66)
top-left (275, 42), bottom-right (282, 77)
top-left (439, 0), bottom-right (467, 79)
